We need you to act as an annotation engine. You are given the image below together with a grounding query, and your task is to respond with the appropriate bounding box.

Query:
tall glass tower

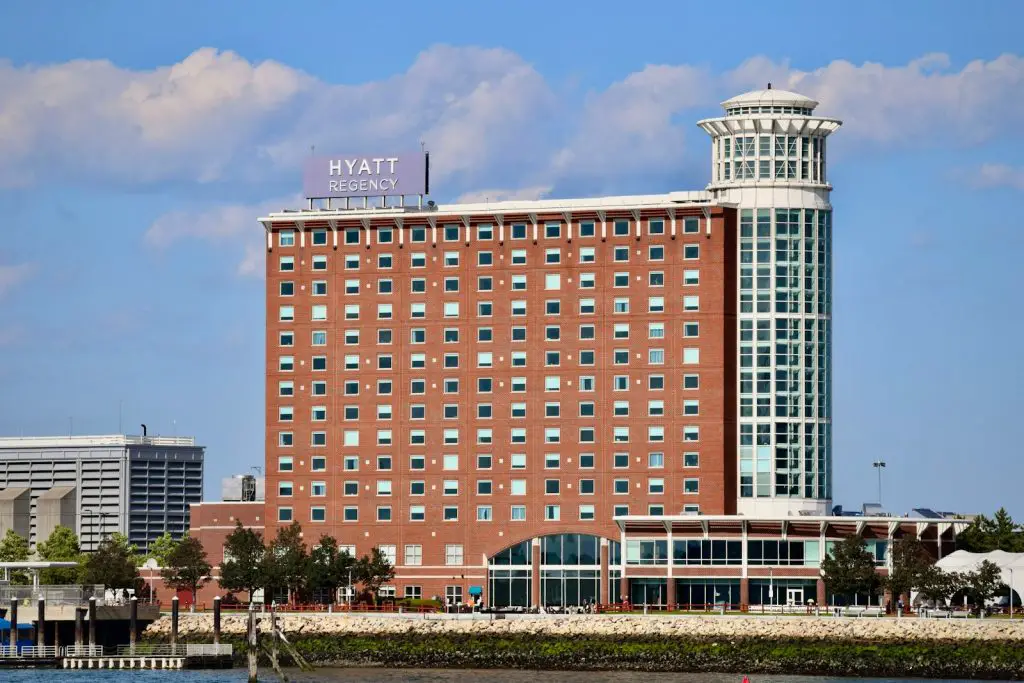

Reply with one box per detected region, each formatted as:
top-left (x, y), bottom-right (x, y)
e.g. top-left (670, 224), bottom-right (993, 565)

top-left (698, 87), bottom-right (842, 515)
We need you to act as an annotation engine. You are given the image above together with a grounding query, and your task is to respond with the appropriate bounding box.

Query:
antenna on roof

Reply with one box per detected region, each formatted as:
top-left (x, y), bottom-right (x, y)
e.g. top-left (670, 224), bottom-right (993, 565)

top-left (767, 82), bottom-right (772, 90)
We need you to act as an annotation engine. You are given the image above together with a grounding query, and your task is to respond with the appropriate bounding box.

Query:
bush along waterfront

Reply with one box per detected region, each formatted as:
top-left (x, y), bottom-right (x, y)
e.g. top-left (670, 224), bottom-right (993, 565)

top-left (151, 632), bottom-right (1024, 679)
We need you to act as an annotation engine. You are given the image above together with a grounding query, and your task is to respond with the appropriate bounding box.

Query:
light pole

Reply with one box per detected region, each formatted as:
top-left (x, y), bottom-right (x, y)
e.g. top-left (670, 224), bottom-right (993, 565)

top-left (872, 460), bottom-right (887, 505)
top-left (1010, 567), bottom-right (1015, 621)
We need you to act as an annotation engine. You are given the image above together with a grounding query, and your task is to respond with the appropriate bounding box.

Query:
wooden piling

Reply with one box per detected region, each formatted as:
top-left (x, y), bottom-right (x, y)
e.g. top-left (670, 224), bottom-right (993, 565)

top-left (213, 595), bottom-right (221, 645)
top-left (129, 596), bottom-right (138, 654)
top-left (36, 597), bottom-right (45, 647)
top-left (88, 597), bottom-right (97, 649)
top-left (74, 607), bottom-right (84, 647)
top-left (9, 597), bottom-right (17, 652)
top-left (171, 595), bottom-right (179, 653)
top-left (247, 607), bottom-right (258, 682)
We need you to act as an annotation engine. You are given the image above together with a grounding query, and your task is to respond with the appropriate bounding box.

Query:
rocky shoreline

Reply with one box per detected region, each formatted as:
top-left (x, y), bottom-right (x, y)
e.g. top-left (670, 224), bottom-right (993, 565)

top-left (144, 614), bottom-right (1024, 678)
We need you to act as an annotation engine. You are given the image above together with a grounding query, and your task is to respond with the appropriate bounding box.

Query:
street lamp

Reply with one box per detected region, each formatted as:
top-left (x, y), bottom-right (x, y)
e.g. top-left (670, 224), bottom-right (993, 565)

top-left (872, 460), bottom-right (887, 505)
top-left (1010, 567), bottom-right (1015, 621)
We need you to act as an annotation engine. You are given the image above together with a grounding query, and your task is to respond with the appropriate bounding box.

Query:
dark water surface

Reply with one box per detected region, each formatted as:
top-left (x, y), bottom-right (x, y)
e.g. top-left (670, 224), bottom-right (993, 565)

top-left (0, 670), bottom-right (1006, 683)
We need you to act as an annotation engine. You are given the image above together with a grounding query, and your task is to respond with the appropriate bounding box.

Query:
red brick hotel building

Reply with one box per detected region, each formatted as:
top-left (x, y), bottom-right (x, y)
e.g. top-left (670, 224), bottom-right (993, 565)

top-left (189, 88), bottom-right (964, 608)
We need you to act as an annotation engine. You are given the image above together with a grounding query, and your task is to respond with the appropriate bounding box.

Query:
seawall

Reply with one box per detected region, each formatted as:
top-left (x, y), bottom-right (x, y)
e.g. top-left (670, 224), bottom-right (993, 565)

top-left (145, 613), bottom-right (1024, 678)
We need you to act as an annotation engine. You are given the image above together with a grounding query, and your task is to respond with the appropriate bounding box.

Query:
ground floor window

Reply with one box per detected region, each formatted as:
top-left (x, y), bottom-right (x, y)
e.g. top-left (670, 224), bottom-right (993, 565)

top-left (675, 579), bottom-right (740, 608)
top-left (404, 585), bottom-right (421, 600)
top-left (629, 578), bottom-right (666, 606)
top-left (609, 569), bottom-right (621, 604)
top-left (541, 569), bottom-right (599, 608)
top-left (748, 578), bottom-right (819, 606)
top-left (489, 568), bottom-right (531, 608)
top-left (445, 585), bottom-right (464, 605)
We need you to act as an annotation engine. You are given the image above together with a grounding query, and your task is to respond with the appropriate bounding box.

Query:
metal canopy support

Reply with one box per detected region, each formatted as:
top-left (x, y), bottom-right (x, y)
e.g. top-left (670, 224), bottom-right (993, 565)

top-left (428, 217), bottom-right (437, 245)
top-left (529, 213), bottom-right (538, 243)
top-left (668, 208), bottom-right (676, 238)
top-left (631, 209), bottom-right (642, 239)
top-left (563, 212), bottom-right (573, 241)
top-left (702, 207), bottom-right (712, 237)
top-left (297, 221), bottom-right (305, 248)
top-left (597, 210), bottom-right (607, 240)
top-left (461, 215), bottom-right (471, 245)
top-left (328, 219), bottom-right (338, 249)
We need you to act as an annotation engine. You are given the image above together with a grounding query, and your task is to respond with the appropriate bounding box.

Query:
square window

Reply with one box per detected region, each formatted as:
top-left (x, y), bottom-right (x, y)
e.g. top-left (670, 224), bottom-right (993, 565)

top-left (579, 221), bottom-right (595, 237)
top-left (684, 374), bottom-right (700, 389)
top-left (649, 219), bottom-right (665, 235)
top-left (684, 269), bottom-right (700, 285)
top-left (279, 256), bottom-right (295, 271)
top-left (684, 295), bottom-right (700, 311)
top-left (614, 246), bottom-right (629, 262)
top-left (545, 505), bottom-right (560, 521)
top-left (683, 348), bottom-right (700, 364)
top-left (511, 505), bottom-right (527, 521)
top-left (613, 220), bottom-right (630, 236)
top-left (410, 505), bottom-right (425, 521)
top-left (684, 452), bottom-right (700, 468)
top-left (684, 478), bottom-right (700, 494)
top-left (684, 244), bottom-right (700, 259)
top-left (511, 223), bottom-right (527, 240)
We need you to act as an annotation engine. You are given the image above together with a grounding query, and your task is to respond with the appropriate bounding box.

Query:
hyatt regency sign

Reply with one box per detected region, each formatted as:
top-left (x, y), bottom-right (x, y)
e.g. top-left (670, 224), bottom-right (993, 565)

top-left (303, 152), bottom-right (429, 199)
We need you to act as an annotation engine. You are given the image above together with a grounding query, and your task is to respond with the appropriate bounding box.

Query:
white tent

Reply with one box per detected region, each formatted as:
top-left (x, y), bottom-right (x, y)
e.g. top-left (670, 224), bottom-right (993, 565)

top-left (932, 550), bottom-right (1024, 606)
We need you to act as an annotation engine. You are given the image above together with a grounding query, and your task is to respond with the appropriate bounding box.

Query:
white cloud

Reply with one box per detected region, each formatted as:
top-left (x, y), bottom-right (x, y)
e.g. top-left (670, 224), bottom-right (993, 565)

top-left (4, 47), bottom-right (1024, 195)
top-left (0, 263), bottom-right (35, 300)
top-left (729, 53), bottom-right (1024, 144)
top-left (963, 163), bottom-right (1024, 190)
top-left (0, 45), bottom-right (554, 189)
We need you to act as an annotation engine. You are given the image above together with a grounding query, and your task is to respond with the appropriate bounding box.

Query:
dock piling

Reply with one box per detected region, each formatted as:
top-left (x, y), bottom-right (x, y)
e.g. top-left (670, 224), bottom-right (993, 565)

top-left (129, 596), bottom-right (138, 654)
top-left (36, 596), bottom-right (45, 647)
top-left (171, 595), bottom-right (179, 653)
top-left (88, 596), bottom-right (97, 649)
top-left (247, 606), bottom-right (258, 682)
top-left (75, 607), bottom-right (84, 647)
top-left (9, 597), bottom-right (17, 652)
top-left (213, 595), bottom-right (221, 645)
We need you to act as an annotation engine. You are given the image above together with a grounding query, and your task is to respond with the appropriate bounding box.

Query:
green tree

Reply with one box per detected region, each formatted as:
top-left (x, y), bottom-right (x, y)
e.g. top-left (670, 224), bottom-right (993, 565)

top-left (916, 564), bottom-right (961, 604)
top-left (308, 535), bottom-right (356, 603)
top-left (262, 522), bottom-right (307, 603)
top-left (83, 533), bottom-right (141, 589)
top-left (219, 521), bottom-right (266, 602)
top-left (0, 529), bottom-right (30, 584)
top-left (146, 532), bottom-right (180, 567)
top-left (160, 536), bottom-right (212, 604)
top-left (36, 526), bottom-right (84, 584)
top-left (355, 547), bottom-right (395, 604)
top-left (821, 535), bottom-right (880, 604)
top-left (883, 536), bottom-right (934, 600)
top-left (958, 508), bottom-right (1024, 552)
top-left (961, 559), bottom-right (1004, 608)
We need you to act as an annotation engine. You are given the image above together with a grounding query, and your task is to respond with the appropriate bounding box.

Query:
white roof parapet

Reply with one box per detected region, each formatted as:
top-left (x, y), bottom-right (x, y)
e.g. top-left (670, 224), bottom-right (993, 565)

top-left (614, 514), bottom-right (971, 532)
top-left (722, 88), bottom-right (819, 110)
top-left (0, 434), bottom-right (197, 449)
top-left (260, 191), bottom-right (721, 223)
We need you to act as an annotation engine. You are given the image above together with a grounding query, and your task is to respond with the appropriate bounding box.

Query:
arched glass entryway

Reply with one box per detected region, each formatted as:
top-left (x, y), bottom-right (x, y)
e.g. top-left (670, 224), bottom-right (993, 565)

top-left (488, 540), bottom-right (531, 608)
top-left (487, 534), bottom-right (618, 609)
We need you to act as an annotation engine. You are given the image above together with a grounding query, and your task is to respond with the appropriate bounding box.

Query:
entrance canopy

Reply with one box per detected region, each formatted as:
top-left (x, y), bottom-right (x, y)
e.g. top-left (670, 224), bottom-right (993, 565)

top-left (935, 550), bottom-right (1024, 600)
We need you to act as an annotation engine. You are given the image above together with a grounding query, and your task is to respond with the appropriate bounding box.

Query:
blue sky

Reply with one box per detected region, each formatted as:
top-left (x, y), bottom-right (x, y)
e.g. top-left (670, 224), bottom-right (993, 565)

top-left (0, 0), bottom-right (1022, 518)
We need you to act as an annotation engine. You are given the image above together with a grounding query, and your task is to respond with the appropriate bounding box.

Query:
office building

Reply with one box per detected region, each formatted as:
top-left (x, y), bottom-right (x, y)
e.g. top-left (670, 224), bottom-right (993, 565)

top-left (0, 434), bottom-right (204, 551)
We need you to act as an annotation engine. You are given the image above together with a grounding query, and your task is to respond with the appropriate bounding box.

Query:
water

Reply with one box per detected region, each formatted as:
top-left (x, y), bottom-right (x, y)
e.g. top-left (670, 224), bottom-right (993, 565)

top-left (0, 671), bottom-right (1006, 683)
